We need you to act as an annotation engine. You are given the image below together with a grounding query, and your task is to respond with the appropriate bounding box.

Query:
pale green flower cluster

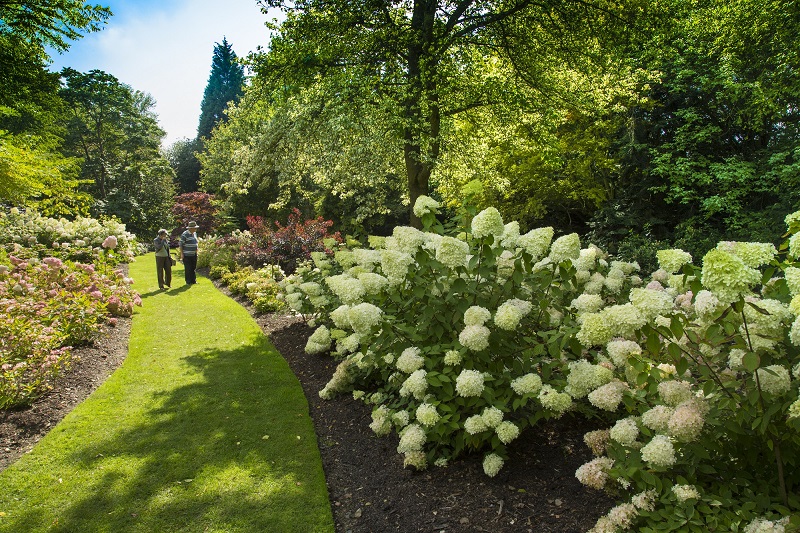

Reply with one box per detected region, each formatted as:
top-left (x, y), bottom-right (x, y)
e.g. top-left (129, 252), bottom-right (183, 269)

top-left (511, 373), bottom-right (543, 396)
top-left (413, 195), bottom-right (440, 217)
top-left (785, 266), bottom-right (800, 295)
top-left (443, 349), bottom-right (462, 366)
top-left (397, 423), bottom-right (427, 454)
top-left (501, 221), bottom-right (520, 248)
top-left (391, 226), bottom-right (426, 254)
top-left (587, 380), bottom-right (628, 411)
top-left (538, 385), bottom-right (572, 416)
top-left (658, 380), bottom-right (694, 407)
top-left (369, 405), bottom-right (392, 436)
top-left (319, 360), bottom-right (354, 400)
top-left (548, 233), bottom-right (581, 264)
top-left (471, 207), bottom-right (505, 238)
top-left (700, 248), bottom-right (761, 303)
top-left (334, 250), bottom-right (358, 269)
top-left (494, 299), bottom-right (532, 331)
top-left (671, 484), bottom-right (701, 502)
top-left (667, 400), bottom-right (706, 442)
top-left (325, 274), bottom-right (365, 305)
top-left (566, 361), bottom-right (614, 399)
top-left (656, 249), bottom-right (693, 273)
top-left (347, 303), bottom-right (383, 335)
top-left (642, 405), bottom-right (674, 433)
top-left (606, 339), bottom-right (642, 368)
top-left (571, 293), bottom-right (604, 315)
top-left (495, 421), bottom-right (520, 444)
top-left (416, 403), bottom-right (440, 426)
top-left (482, 453), bottom-right (504, 477)
top-left (629, 287), bottom-right (674, 320)
top-left (305, 325), bottom-right (331, 355)
top-left (436, 236), bottom-right (469, 268)
top-left (584, 429), bottom-right (610, 456)
top-left (592, 503), bottom-right (637, 533)
top-left (517, 227), bottom-right (554, 260)
top-left (577, 304), bottom-right (646, 347)
top-left (481, 406), bottom-right (504, 427)
top-left (790, 233), bottom-right (800, 259)
top-left (358, 272), bottom-right (388, 295)
top-left (459, 324), bottom-right (490, 351)
top-left (380, 249), bottom-right (415, 284)
top-left (392, 410), bottom-right (410, 427)
top-left (399, 369), bottom-right (428, 399)
top-left (788, 398), bottom-right (800, 419)
top-left (609, 417), bottom-right (639, 446)
top-left (455, 369), bottom-right (485, 397)
top-left (716, 241), bottom-right (777, 268)
top-left (640, 435), bottom-right (676, 467)
top-left (756, 365), bottom-right (791, 396)
top-left (576, 313), bottom-right (613, 347)
top-left (575, 456), bottom-right (614, 490)
top-left (464, 305), bottom-right (491, 326)
top-left (464, 415), bottom-right (488, 434)
top-left (396, 347), bottom-right (425, 373)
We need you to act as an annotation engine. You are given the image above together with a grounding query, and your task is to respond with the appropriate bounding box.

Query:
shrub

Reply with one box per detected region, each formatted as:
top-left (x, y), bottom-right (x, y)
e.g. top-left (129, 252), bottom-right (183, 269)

top-left (171, 192), bottom-right (221, 236)
top-left (280, 196), bottom-right (800, 531)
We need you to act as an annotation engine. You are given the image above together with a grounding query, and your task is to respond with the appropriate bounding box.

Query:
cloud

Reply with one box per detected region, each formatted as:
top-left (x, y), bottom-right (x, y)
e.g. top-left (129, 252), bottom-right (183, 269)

top-left (50, 0), bottom-right (279, 146)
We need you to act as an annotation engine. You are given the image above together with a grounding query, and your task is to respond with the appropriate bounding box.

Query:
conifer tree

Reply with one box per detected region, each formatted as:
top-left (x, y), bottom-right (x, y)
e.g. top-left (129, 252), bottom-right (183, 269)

top-left (196, 37), bottom-right (245, 142)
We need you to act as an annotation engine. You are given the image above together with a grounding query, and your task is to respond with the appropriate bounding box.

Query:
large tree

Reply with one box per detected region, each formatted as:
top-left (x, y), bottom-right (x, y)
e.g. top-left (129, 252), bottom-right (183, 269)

top-left (0, 0), bottom-right (110, 53)
top-left (197, 37), bottom-right (245, 142)
top-left (254, 0), bottom-right (647, 226)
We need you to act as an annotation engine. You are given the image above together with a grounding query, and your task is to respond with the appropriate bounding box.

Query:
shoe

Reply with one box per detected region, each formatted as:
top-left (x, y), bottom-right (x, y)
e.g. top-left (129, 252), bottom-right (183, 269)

top-left (165, 285), bottom-right (170, 289)
top-left (160, 287), bottom-right (165, 290)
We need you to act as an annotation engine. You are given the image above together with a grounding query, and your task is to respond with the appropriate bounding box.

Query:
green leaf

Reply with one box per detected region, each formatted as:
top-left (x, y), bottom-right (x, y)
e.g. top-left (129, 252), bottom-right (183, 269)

top-left (742, 352), bottom-right (760, 372)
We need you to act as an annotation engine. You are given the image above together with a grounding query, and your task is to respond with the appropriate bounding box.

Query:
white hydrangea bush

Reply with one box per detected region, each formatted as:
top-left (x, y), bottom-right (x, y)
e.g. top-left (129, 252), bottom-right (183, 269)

top-left (281, 199), bottom-right (800, 532)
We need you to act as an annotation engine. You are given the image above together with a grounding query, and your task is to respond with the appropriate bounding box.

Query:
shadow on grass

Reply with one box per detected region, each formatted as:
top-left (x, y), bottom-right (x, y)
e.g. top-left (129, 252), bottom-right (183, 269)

top-left (5, 334), bottom-right (331, 533)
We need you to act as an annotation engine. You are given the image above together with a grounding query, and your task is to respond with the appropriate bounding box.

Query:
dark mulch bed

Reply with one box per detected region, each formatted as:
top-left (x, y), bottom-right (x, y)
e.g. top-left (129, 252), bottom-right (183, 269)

top-left (0, 274), bottom-right (615, 532)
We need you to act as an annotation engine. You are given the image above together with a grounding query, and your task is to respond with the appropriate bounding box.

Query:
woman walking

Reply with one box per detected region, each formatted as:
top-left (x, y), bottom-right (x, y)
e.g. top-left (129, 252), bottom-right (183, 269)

top-left (154, 229), bottom-right (172, 290)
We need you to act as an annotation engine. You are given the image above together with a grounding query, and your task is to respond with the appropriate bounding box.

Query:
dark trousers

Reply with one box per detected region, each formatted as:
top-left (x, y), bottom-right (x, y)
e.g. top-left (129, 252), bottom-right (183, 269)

top-left (156, 255), bottom-right (172, 288)
top-left (183, 254), bottom-right (197, 284)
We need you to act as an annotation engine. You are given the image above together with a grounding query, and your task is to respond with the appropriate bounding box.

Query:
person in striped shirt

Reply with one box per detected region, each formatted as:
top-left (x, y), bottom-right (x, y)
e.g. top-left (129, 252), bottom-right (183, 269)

top-left (179, 221), bottom-right (200, 285)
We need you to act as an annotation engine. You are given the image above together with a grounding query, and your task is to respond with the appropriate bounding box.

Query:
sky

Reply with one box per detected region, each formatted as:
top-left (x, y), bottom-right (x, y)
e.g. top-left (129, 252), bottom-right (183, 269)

top-left (49, 0), bottom-right (281, 147)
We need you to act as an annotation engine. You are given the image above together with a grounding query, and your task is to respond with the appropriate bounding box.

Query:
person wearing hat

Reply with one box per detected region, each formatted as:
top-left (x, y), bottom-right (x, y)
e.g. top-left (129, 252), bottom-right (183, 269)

top-left (179, 221), bottom-right (200, 285)
top-left (154, 228), bottom-right (173, 290)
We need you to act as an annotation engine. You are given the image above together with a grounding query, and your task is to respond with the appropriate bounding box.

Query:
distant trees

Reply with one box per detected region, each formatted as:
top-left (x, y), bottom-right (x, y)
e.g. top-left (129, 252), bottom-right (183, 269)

top-left (197, 37), bottom-right (245, 142)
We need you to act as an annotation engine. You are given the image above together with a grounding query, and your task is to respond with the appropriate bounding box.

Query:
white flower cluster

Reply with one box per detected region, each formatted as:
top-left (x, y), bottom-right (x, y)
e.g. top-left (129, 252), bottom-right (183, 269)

top-left (641, 405), bottom-right (674, 433)
top-left (319, 360), bottom-right (354, 400)
top-left (668, 399), bottom-right (706, 442)
top-left (671, 484), bottom-right (700, 502)
top-left (717, 241), bottom-right (777, 268)
top-left (657, 380), bottom-right (694, 407)
top-left (443, 349), bottom-right (462, 366)
top-left (455, 369), bottom-right (485, 397)
top-left (629, 287), bottom-right (674, 320)
top-left (566, 361), bottom-right (614, 399)
top-left (471, 207), bottom-right (505, 239)
top-left (588, 380), bottom-right (628, 411)
top-left (436, 236), bottom-right (469, 268)
top-left (640, 435), bottom-right (676, 467)
top-left (416, 403), bottom-right (440, 426)
top-left (482, 453), bottom-right (504, 477)
top-left (464, 305), bottom-right (491, 326)
top-left (548, 233), bottom-right (581, 264)
top-left (495, 421), bottom-right (520, 444)
top-left (575, 456), bottom-right (614, 490)
top-left (347, 303), bottom-right (383, 335)
top-left (590, 503), bottom-right (638, 533)
top-left (380, 249), bottom-right (414, 285)
top-left (511, 373), bottom-right (543, 396)
top-left (584, 429), bottom-right (610, 456)
top-left (481, 406), bottom-right (504, 427)
top-left (571, 293), bottom-right (604, 315)
top-left (413, 195), bottom-right (440, 217)
top-left (656, 249), bottom-right (693, 273)
top-left (396, 347), bottom-right (425, 373)
top-left (369, 405), bottom-right (392, 436)
top-left (465, 414), bottom-right (488, 434)
top-left (756, 365), bottom-right (791, 396)
top-left (517, 227), bottom-right (554, 260)
top-left (358, 272), bottom-right (388, 295)
top-left (397, 423), bottom-right (427, 454)
top-left (325, 274), bottom-right (365, 305)
top-left (538, 385), bottom-right (572, 416)
top-left (459, 325), bottom-right (490, 351)
top-left (399, 369), bottom-right (428, 399)
top-left (609, 417), bottom-right (639, 446)
top-left (391, 226), bottom-right (426, 254)
top-left (743, 516), bottom-right (789, 533)
top-left (494, 299), bottom-right (532, 331)
top-left (305, 325), bottom-right (332, 355)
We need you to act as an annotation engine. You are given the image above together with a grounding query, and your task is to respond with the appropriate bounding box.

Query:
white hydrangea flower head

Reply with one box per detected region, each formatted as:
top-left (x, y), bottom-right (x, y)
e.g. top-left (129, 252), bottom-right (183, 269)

top-left (538, 385), bottom-right (573, 417)
top-left (471, 207), bottom-right (505, 239)
top-left (672, 484), bottom-right (701, 502)
top-left (455, 369), bottom-right (485, 397)
top-left (496, 249), bottom-right (516, 278)
top-left (789, 294), bottom-right (800, 316)
top-left (609, 417), bottom-right (639, 446)
top-left (347, 303), bottom-right (383, 335)
top-left (443, 349), bottom-right (462, 366)
top-left (501, 221), bottom-right (520, 249)
top-left (640, 435), bottom-right (676, 468)
top-left (656, 249), bottom-right (693, 274)
top-left (494, 299), bottom-right (532, 331)
top-left (575, 456), bottom-right (614, 490)
top-left (629, 287), bottom-right (674, 321)
top-left (436, 236), bottom-right (469, 268)
top-left (603, 503), bottom-right (638, 531)
top-left (334, 250), bottom-right (358, 269)
top-left (566, 361), bottom-right (614, 399)
top-left (668, 400), bottom-right (706, 442)
top-left (603, 276), bottom-right (624, 295)
top-left (602, 304), bottom-right (646, 338)
top-left (517, 227), bottom-right (554, 260)
top-left (335, 333), bottom-right (360, 355)
top-left (701, 248), bottom-right (761, 303)
top-left (399, 369), bottom-right (428, 399)
top-left (495, 421), bottom-right (520, 444)
top-left (392, 410), bottom-right (410, 427)
top-left (299, 281), bottom-right (323, 296)
top-left (606, 339), bottom-right (642, 368)
top-left (396, 347), bottom-right (425, 373)
top-left (791, 316), bottom-right (800, 346)
top-left (353, 247), bottom-right (382, 268)
top-left (413, 195), bottom-right (440, 217)
top-left (358, 272), bottom-right (389, 295)
top-left (416, 403), bottom-right (440, 426)
top-left (464, 305), bottom-right (491, 326)
top-left (369, 405), bottom-right (392, 436)
top-left (583, 272), bottom-right (605, 294)
top-left (789, 398), bottom-right (800, 419)
top-left (641, 405), bottom-right (674, 433)
top-left (756, 365), bottom-right (791, 396)
top-left (587, 380), bottom-right (628, 412)
top-left (305, 325), bottom-right (332, 354)
top-left (743, 516), bottom-right (789, 533)
top-left (631, 490), bottom-right (658, 512)
top-left (717, 241), bottom-right (777, 268)
top-left (483, 453), bottom-right (504, 477)
top-left (571, 293), bottom-right (604, 314)
top-left (397, 423), bottom-right (427, 453)
top-left (658, 380), bottom-right (694, 407)
top-left (325, 274), bottom-right (365, 305)
top-left (573, 247), bottom-right (598, 271)
top-left (481, 406), bottom-right (504, 428)
top-left (392, 226), bottom-right (427, 254)
top-left (577, 312), bottom-right (613, 347)
top-left (784, 266), bottom-right (800, 296)
top-left (789, 233), bottom-right (800, 260)
top-left (403, 450), bottom-right (428, 470)
top-left (459, 324), bottom-right (490, 351)
top-left (464, 414), bottom-right (488, 434)
top-left (511, 373), bottom-right (543, 396)
top-left (380, 249), bottom-right (415, 285)
top-left (549, 233), bottom-right (581, 263)
top-left (584, 429), bottom-right (610, 456)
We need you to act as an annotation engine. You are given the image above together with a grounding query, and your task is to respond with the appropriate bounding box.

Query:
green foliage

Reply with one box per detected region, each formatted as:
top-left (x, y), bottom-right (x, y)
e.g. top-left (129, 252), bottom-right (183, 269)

top-left (197, 37), bottom-right (245, 142)
top-left (164, 137), bottom-right (202, 193)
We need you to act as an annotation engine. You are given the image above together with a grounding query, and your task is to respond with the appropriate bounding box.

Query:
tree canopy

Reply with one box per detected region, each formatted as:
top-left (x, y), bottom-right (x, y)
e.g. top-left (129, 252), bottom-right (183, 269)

top-left (197, 37), bottom-right (245, 142)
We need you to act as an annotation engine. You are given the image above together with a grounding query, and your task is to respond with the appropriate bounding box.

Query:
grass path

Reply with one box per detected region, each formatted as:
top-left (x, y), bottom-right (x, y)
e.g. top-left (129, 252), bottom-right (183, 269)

top-left (0, 254), bottom-right (334, 532)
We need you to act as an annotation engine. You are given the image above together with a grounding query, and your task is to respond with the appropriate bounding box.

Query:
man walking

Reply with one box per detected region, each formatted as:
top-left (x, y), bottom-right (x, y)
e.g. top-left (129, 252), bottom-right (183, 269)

top-left (179, 221), bottom-right (200, 285)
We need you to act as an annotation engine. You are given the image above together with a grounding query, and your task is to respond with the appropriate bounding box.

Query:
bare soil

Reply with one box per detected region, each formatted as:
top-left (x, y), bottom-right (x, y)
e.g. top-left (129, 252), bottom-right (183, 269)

top-left (0, 275), bottom-right (614, 532)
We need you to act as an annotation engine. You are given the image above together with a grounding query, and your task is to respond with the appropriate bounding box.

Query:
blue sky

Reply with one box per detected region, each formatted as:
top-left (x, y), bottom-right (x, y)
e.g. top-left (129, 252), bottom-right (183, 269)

top-left (49, 0), bottom-right (281, 146)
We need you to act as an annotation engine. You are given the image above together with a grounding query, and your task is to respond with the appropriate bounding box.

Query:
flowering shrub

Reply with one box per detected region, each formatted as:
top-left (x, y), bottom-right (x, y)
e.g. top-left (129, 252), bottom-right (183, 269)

top-left (280, 196), bottom-right (800, 531)
top-left (218, 264), bottom-right (286, 313)
top-left (0, 254), bottom-right (141, 408)
top-left (0, 208), bottom-right (137, 265)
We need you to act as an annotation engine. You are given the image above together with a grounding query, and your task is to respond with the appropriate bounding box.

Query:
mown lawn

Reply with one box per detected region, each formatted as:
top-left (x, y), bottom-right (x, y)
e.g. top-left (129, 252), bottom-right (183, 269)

top-left (0, 254), bottom-right (334, 532)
